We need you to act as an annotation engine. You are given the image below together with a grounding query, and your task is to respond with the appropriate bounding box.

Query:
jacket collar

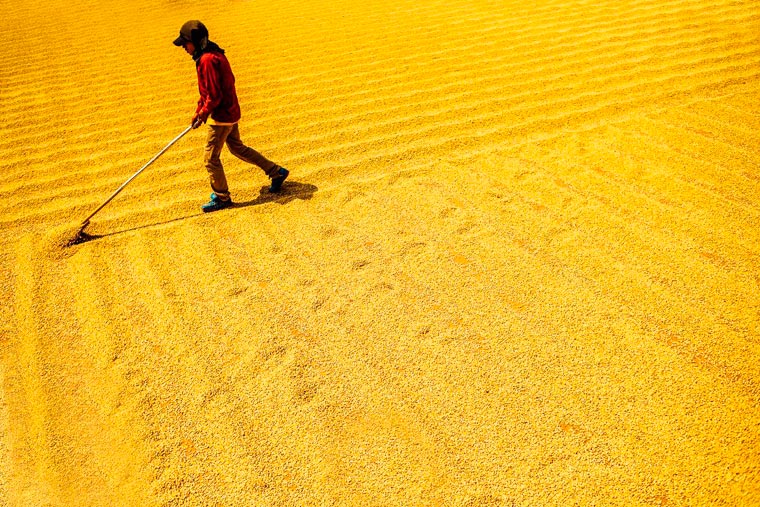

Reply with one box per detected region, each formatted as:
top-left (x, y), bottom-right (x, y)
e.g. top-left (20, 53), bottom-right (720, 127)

top-left (193, 40), bottom-right (225, 62)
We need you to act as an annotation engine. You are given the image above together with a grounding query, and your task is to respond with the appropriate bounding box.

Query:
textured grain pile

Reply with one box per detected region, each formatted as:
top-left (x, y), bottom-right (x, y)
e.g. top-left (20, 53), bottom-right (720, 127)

top-left (1, 0), bottom-right (759, 505)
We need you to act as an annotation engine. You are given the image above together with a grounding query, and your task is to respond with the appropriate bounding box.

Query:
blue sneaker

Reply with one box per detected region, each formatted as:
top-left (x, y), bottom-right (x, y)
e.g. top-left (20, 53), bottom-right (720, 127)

top-left (202, 194), bottom-right (233, 213)
top-left (269, 167), bottom-right (289, 193)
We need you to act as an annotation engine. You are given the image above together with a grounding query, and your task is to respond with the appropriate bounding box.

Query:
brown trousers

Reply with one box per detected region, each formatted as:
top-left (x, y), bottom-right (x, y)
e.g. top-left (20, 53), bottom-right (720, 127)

top-left (204, 123), bottom-right (278, 200)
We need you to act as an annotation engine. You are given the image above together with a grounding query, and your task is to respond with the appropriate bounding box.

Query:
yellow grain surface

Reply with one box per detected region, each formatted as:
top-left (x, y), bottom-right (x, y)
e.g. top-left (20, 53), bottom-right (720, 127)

top-left (1, 0), bottom-right (759, 505)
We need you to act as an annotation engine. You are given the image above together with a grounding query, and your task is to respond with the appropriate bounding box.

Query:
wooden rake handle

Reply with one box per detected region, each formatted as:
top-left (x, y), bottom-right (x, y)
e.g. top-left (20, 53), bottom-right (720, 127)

top-left (79, 123), bottom-right (197, 228)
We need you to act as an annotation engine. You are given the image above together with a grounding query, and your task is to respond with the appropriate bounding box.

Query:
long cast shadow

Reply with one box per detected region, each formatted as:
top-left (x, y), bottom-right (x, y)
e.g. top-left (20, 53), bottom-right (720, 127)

top-left (74, 180), bottom-right (318, 244)
top-left (233, 180), bottom-right (318, 208)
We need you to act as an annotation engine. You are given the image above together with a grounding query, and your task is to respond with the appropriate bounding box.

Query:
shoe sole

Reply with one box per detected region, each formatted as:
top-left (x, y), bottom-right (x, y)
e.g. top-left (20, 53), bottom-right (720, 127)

top-left (202, 201), bottom-right (233, 213)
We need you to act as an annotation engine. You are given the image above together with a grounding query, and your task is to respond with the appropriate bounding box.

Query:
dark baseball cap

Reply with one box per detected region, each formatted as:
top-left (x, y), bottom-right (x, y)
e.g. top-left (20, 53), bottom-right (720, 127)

top-left (173, 20), bottom-right (208, 46)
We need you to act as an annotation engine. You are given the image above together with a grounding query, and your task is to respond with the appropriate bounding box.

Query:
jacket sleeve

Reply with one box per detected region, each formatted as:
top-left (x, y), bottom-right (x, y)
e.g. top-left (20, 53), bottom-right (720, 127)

top-left (195, 55), bottom-right (223, 121)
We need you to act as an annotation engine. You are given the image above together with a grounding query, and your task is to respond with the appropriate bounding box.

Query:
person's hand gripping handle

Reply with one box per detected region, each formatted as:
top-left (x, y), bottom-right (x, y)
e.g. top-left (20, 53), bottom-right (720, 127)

top-left (191, 110), bottom-right (208, 129)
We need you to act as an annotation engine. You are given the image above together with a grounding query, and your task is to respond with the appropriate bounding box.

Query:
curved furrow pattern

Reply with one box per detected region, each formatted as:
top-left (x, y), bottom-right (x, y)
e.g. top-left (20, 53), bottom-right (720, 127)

top-left (2, 0), bottom-right (759, 505)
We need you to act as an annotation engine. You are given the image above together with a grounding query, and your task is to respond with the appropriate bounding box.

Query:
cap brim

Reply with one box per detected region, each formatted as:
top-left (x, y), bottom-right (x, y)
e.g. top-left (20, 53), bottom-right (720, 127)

top-left (173, 35), bottom-right (187, 46)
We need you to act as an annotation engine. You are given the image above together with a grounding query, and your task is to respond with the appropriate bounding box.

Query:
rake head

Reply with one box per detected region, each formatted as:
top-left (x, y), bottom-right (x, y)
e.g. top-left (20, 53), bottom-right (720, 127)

top-left (67, 220), bottom-right (96, 247)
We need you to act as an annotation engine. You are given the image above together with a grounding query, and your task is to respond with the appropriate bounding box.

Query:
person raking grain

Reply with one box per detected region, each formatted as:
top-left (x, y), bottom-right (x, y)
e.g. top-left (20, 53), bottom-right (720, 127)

top-left (174, 20), bottom-right (289, 212)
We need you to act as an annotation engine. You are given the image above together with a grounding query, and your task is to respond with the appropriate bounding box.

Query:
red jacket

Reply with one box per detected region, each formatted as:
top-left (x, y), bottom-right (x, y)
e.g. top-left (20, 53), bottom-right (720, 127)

top-left (195, 49), bottom-right (241, 124)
